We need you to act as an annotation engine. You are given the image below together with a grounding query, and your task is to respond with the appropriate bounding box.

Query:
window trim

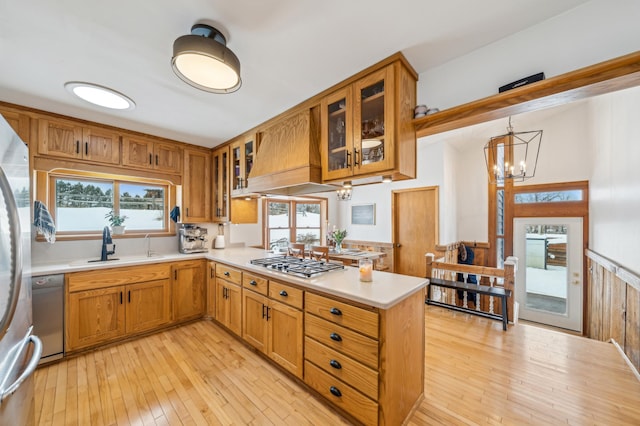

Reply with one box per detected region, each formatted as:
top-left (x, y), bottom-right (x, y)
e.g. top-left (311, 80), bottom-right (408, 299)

top-left (262, 197), bottom-right (327, 250)
top-left (35, 169), bottom-right (177, 241)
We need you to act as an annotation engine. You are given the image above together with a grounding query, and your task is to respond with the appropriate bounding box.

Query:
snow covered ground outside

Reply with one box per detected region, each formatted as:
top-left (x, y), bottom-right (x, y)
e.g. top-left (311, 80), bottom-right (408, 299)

top-left (526, 265), bottom-right (567, 299)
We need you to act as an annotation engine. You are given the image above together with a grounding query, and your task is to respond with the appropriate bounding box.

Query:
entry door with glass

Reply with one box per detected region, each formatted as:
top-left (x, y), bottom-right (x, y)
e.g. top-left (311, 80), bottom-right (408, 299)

top-left (513, 217), bottom-right (583, 331)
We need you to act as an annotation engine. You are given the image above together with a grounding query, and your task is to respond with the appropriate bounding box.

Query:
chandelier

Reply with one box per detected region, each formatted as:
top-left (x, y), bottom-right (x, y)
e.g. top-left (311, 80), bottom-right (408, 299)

top-left (484, 118), bottom-right (542, 184)
top-left (336, 181), bottom-right (352, 201)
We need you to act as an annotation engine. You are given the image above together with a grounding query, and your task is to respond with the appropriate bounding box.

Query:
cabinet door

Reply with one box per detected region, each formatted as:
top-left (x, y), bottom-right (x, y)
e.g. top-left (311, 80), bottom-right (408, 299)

top-left (38, 118), bottom-right (83, 160)
top-left (226, 282), bottom-right (243, 336)
top-left (212, 146), bottom-right (229, 222)
top-left (321, 86), bottom-right (354, 181)
top-left (183, 149), bottom-right (211, 222)
top-left (154, 142), bottom-right (183, 174)
top-left (82, 126), bottom-right (121, 165)
top-left (67, 286), bottom-right (125, 351)
top-left (268, 300), bottom-right (304, 378)
top-left (0, 106), bottom-right (30, 144)
top-left (206, 262), bottom-right (216, 318)
top-left (242, 289), bottom-right (269, 352)
top-left (215, 278), bottom-right (229, 327)
top-left (122, 135), bottom-right (154, 169)
top-left (126, 279), bottom-right (171, 334)
top-left (353, 65), bottom-right (395, 175)
top-left (173, 261), bottom-right (205, 322)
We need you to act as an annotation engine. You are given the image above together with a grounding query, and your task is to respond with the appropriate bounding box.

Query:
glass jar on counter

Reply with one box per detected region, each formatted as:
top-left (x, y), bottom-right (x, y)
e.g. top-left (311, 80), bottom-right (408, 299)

top-left (359, 258), bottom-right (373, 282)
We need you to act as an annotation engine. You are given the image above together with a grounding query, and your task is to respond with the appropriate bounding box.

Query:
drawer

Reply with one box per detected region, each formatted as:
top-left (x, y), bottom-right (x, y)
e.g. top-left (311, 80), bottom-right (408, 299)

top-left (305, 337), bottom-right (378, 400)
top-left (242, 273), bottom-right (268, 296)
top-left (269, 281), bottom-right (303, 309)
top-left (68, 263), bottom-right (171, 292)
top-left (305, 292), bottom-right (379, 338)
top-left (305, 313), bottom-right (378, 369)
top-left (304, 361), bottom-right (378, 426)
top-left (216, 264), bottom-right (242, 285)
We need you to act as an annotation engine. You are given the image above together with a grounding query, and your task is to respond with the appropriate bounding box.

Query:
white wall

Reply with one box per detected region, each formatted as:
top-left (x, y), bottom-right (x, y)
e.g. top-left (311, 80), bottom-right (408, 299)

top-left (419, 0), bottom-right (640, 111)
top-left (588, 86), bottom-right (640, 275)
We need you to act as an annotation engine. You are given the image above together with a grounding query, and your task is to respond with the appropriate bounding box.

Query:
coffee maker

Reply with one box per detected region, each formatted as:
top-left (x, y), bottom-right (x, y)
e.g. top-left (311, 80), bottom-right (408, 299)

top-left (178, 224), bottom-right (208, 253)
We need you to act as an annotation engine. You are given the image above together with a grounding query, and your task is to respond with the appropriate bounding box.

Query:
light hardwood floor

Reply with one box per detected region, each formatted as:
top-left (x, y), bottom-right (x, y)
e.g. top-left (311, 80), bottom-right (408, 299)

top-left (35, 306), bottom-right (640, 425)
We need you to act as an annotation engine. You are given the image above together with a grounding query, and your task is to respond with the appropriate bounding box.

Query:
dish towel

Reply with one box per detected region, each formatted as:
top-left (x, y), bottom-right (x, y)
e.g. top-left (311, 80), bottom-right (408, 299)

top-left (33, 200), bottom-right (56, 243)
top-left (169, 205), bottom-right (180, 223)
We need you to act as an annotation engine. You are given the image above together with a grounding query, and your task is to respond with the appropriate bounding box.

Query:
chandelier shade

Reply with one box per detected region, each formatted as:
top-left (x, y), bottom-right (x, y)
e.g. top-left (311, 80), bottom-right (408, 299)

top-left (172, 24), bottom-right (241, 94)
top-left (484, 119), bottom-right (542, 184)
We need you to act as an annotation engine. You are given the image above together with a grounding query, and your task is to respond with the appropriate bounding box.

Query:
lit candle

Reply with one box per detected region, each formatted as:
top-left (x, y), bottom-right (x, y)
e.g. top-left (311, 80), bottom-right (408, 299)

top-left (359, 259), bottom-right (373, 282)
top-left (520, 160), bottom-right (526, 175)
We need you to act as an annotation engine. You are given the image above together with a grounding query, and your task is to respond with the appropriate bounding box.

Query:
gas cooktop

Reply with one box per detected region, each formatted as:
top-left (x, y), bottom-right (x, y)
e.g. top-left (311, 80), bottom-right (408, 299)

top-left (250, 255), bottom-right (344, 278)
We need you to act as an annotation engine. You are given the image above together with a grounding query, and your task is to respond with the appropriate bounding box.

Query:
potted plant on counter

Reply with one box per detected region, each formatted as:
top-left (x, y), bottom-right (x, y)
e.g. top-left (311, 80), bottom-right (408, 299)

top-left (105, 210), bottom-right (128, 235)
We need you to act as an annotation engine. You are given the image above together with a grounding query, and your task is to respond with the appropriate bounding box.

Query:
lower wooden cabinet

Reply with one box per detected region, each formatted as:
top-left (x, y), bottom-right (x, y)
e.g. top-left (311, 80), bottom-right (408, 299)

top-left (242, 280), bottom-right (304, 379)
top-left (126, 279), bottom-right (172, 334)
top-left (67, 286), bottom-right (125, 351)
top-left (172, 260), bottom-right (205, 323)
top-left (215, 279), bottom-right (242, 335)
top-left (206, 261), bottom-right (216, 318)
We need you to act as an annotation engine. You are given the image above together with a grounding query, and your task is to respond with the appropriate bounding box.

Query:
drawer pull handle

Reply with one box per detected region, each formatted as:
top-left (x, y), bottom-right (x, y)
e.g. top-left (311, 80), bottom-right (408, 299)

top-left (330, 333), bottom-right (342, 342)
top-left (329, 307), bottom-right (342, 316)
top-left (224, 271), bottom-right (230, 277)
top-left (329, 359), bottom-right (342, 370)
top-left (279, 290), bottom-right (288, 297)
top-left (329, 386), bottom-right (342, 397)
top-left (249, 280), bottom-right (257, 286)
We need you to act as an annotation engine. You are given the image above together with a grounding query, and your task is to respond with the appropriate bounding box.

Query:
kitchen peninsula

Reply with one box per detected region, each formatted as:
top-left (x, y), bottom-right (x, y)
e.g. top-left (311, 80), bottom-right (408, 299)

top-left (32, 247), bottom-right (428, 425)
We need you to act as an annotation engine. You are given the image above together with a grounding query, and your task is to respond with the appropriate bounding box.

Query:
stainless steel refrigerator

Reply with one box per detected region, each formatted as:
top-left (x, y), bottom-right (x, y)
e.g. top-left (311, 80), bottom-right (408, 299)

top-left (0, 116), bottom-right (42, 424)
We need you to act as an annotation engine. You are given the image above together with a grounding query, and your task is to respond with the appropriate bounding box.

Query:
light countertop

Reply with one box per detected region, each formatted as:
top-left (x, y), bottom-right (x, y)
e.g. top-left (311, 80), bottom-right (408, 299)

top-left (30, 247), bottom-right (428, 310)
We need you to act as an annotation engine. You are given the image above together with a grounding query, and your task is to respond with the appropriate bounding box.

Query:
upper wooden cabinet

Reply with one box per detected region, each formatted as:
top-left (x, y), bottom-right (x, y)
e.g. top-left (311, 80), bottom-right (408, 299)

top-left (321, 61), bottom-right (416, 183)
top-left (122, 135), bottom-right (182, 174)
top-left (212, 145), bottom-right (229, 222)
top-left (0, 104), bottom-right (30, 144)
top-left (230, 133), bottom-right (257, 196)
top-left (38, 117), bottom-right (121, 165)
top-left (229, 132), bottom-right (259, 224)
top-left (182, 148), bottom-right (211, 223)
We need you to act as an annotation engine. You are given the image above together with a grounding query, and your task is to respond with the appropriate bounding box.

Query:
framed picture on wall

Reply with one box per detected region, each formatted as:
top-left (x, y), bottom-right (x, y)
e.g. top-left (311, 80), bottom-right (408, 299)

top-left (351, 203), bottom-right (375, 225)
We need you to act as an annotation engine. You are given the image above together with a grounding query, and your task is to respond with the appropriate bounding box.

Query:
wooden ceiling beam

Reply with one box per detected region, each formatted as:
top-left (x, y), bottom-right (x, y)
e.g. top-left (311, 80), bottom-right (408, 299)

top-left (414, 50), bottom-right (640, 138)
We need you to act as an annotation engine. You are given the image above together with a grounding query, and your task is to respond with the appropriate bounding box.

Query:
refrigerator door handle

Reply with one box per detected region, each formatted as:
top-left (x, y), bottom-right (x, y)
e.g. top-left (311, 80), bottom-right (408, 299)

top-left (0, 167), bottom-right (22, 339)
top-left (0, 332), bottom-right (42, 403)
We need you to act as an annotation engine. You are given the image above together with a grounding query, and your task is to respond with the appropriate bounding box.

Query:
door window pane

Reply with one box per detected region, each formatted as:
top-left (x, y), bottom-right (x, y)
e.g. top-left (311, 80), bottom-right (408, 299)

top-left (524, 224), bottom-right (568, 314)
top-left (55, 178), bottom-right (113, 231)
top-left (119, 183), bottom-right (165, 230)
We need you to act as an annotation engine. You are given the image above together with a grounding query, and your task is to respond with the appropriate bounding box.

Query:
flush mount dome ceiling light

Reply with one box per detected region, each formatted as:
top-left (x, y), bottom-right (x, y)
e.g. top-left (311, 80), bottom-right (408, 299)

top-left (172, 23), bottom-right (241, 94)
top-left (64, 82), bottom-right (135, 110)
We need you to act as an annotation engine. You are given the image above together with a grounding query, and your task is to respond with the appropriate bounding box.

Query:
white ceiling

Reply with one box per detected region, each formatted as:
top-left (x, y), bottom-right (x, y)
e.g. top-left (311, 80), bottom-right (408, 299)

top-left (0, 0), bottom-right (589, 148)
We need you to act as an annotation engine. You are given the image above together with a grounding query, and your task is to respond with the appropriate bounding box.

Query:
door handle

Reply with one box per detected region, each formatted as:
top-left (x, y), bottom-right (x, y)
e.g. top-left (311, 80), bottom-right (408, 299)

top-left (0, 332), bottom-right (42, 402)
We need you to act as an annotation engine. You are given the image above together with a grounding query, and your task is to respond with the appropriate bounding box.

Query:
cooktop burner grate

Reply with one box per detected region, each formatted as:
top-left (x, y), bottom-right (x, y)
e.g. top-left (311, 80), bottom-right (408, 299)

top-left (250, 255), bottom-right (344, 278)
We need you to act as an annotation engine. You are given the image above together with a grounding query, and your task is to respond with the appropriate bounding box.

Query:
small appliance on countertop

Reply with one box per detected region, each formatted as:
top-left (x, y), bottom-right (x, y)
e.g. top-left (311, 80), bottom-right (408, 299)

top-left (178, 223), bottom-right (208, 253)
top-left (214, 223), bottom-right (225, 249)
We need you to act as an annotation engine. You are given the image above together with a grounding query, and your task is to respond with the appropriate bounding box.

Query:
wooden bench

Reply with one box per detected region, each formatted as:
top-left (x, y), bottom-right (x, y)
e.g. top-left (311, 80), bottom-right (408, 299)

top-left (427, 277), bottom-right (513, 330)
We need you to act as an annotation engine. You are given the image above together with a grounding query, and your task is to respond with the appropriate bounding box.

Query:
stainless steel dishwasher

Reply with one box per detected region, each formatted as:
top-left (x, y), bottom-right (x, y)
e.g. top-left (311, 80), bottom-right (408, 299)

top-left (31, 274), bottom-right (64, 364)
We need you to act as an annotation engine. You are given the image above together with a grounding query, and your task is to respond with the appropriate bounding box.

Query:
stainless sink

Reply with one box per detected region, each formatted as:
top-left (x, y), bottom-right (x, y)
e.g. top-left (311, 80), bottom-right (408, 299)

top-left (87, 258), bottom-right (120, 263)
top-left (69, 254), bottom-right (164, 266)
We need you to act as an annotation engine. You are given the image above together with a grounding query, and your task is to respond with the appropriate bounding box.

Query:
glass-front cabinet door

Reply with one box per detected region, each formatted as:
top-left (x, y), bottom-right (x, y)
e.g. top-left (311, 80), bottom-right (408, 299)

top-left (230, 134), bottom-right (257, 196)
top-left (212, 146), bottom-right (229, 222)
top-left (353, 66), bottom-right (394, 174)
top-left (321, 87), bottom-right (353, 181)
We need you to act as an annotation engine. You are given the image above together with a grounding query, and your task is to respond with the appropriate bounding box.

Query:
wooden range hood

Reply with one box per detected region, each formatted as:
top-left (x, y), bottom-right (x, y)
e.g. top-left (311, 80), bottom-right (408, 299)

top-left (246, 108), bottom-right (339, 196)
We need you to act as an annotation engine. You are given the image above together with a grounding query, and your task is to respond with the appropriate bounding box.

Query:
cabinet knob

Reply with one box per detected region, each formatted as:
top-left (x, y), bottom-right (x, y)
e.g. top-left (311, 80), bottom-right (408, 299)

top-left (279, 290), bottom-right (288, 297)
top-left (329, 386), bottom-right (342, 397)
top-left (329, 359), bottom-right (342, 370)
top-left (329, 332), bottom-right (342, 342)
top-left (224, 271), bottom-right (230, 277)
top-left (329, 307), bottom-right (342, 316)
top-left (249, 280), bottom-right (257, 286)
